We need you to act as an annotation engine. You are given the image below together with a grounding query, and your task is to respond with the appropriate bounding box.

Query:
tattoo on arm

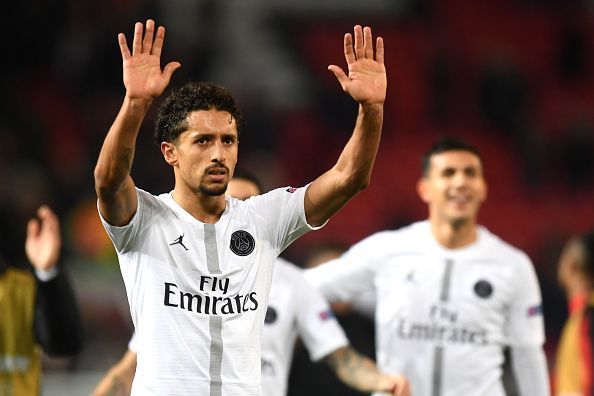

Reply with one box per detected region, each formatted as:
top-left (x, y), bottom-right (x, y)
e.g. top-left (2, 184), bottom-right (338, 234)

top-left (323, 346), bottom-right (385, 392)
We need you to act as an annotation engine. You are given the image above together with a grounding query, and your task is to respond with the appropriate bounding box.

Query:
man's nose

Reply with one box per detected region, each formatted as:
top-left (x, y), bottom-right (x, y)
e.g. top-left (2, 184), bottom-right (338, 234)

top-left (210, 141), bottom-right (225, 163)
top-left (452, 172), bottom-right (468, 187)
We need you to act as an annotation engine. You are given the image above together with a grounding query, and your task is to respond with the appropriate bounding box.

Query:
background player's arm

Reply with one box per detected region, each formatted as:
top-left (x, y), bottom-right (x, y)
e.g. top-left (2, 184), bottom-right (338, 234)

top-left (323, 346), bottom-right (409, 396)
top-left (508, 346), bottom-right (550, 396)
top-left (304, 25), bottom-right (386, 227)
top-left (506, 254), bottom-right (551, 396)
top-left (26, 206), bottom-right (83, 355)
top-left (94, 19), bottom-right (180, 226)
top-left (92, 350), bottom-right (137, 396)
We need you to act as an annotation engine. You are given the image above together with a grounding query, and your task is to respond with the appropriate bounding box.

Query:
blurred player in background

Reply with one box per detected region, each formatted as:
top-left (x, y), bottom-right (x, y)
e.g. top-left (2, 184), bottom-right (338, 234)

top-left (306, 137), bottom-right (550, 396)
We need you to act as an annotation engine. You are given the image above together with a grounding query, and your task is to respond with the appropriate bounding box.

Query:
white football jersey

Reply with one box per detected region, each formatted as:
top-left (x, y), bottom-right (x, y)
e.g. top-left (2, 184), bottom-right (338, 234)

top-left (261, 258), bottom-right (348, 396)
top-left (100, 186), bottom-right (317, 396)
top-left (305, 221), bottom-right (546, 396)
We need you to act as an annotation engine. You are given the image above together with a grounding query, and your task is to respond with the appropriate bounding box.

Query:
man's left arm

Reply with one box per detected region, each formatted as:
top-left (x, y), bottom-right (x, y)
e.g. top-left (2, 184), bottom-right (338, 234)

top-left (506, 253), bottom-right (550, 396)
top-left (507, 346), bottom-right (550, 396)
top-left (27, 206), bottom-right (84, 356)
top-left (305, 25), bottom-right (386, 227)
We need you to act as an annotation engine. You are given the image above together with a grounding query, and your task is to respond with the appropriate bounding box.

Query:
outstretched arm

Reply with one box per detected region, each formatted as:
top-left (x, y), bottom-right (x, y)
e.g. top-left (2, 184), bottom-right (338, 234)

top-left (94, 19), bottom-right (180, 226)
top-left (305, 25), bottom-right (386, 227)
top-left (323, 346), bottom-right (409, 396)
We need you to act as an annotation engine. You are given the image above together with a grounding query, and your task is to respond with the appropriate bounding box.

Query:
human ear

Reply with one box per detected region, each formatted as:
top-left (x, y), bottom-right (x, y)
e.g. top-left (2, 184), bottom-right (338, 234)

top-left (161, 142), bottom-right (178, 166)
top-left (417, 178), bottom-right (430, 203)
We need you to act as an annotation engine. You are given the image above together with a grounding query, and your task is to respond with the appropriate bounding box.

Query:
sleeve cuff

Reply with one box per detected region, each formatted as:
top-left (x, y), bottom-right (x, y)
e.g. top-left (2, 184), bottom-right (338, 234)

top-left (35, 267), bottom-right (59, 282)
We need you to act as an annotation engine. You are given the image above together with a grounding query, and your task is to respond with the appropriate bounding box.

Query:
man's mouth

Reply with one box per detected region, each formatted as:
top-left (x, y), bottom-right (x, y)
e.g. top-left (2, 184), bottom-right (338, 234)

top-left (205, 166), bottom-right (228, 182)
top-left (448, 194), bottom-right (472, 207)
top-left (207, 168), bottom-right (227, 176)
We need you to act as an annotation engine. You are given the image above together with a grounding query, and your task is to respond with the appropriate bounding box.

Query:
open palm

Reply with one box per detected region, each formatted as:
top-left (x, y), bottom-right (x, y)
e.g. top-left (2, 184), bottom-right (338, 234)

top-left (329, 25), bottom-right (387, 105)
top-left (25, 206), bottom-right (61, 271)
top-left (119, 20), bottom-right (181, 101)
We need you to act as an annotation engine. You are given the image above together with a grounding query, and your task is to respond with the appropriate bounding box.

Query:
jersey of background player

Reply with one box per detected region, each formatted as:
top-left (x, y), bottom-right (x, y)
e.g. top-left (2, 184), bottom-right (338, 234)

top-left (305, 220), bottom-right (546, 396)
top-left (100, 185), bottom-right (317, 396)
top-left (261, 258), bottom-right (348, 396)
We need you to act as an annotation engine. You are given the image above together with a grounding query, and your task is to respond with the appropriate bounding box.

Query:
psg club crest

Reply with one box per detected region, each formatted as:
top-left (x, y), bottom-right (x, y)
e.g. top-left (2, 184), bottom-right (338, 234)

top-left (230, 230), bottom-right (255, 256)
top-left (473, 280), bottom-right (493, 298)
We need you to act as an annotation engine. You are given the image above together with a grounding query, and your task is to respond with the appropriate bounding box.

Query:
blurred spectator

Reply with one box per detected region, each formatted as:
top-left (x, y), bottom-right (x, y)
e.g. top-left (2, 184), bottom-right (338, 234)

top-left (555, 230), bottom-right (594, 396)
top-left (0, 206), bottom-right (83, 395)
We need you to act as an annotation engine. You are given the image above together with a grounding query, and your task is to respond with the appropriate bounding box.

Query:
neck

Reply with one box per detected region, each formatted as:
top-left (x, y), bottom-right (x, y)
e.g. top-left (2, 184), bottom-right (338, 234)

top-left (430, 215), bottom-right (478, 249)
top-left (566, 281), bottom-right (592, 301)
top-left (171, 186), bottom-right (226, 224)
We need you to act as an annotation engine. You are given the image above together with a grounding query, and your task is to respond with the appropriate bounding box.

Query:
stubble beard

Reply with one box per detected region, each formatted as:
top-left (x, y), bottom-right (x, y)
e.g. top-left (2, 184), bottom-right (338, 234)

top-left (197, 163), bottom-right (230, 196)
top-left (198, 182), bottom-right (228, 196)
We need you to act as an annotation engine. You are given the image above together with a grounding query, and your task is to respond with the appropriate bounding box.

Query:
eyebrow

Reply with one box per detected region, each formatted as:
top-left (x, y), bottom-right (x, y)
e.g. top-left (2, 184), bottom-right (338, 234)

top-left (189, 131), bottom-right (237, 138)
top-left (440, 164), bottom-right (480, 172)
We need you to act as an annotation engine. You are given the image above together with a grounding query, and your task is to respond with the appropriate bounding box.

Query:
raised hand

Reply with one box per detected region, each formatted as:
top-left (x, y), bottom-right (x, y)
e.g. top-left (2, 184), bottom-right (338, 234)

top-left (329, 25), bottom-right (386, 106)
top-left (119, 19), bottom-right (181, 101)
top-left (25, 206), bottom-right (61, 272)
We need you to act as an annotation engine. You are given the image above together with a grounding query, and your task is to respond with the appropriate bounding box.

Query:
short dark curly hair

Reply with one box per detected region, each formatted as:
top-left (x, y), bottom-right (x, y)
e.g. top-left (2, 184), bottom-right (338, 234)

top-left (154, 81), bottom-right (243, 144)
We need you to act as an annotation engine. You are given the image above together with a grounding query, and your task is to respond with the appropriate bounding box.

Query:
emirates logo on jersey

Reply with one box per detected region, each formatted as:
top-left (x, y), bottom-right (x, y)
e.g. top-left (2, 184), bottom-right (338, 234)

top-left (230, 230), bottom-right (255, 256)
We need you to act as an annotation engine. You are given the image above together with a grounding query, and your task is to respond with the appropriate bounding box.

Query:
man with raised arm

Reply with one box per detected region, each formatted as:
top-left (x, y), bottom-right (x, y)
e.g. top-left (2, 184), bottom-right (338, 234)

top-left (94, 19), bottom-right (399, 395)
top-left (92, 171), bottom-right (409, 396)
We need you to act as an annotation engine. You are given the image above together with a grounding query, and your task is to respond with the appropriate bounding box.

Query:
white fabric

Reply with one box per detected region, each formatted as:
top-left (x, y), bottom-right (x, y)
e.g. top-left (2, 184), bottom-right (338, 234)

top-left (509, 346), bottom-right (550, 396)
top-left (100, 186), bottom-right (317, 396)
top-left (261, 258), bottom-right (348, 396)
top-left (305, 220), bottom-right (548, 396)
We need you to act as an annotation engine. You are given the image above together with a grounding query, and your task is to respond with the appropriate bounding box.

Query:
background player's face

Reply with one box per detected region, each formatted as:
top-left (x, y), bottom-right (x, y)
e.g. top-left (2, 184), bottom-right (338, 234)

top-left (226, 178), bottom-right (261, 200)
top-left (162, 109), bottom-right (238, 196)
top-left (417, 150), bottom-right (487, 225)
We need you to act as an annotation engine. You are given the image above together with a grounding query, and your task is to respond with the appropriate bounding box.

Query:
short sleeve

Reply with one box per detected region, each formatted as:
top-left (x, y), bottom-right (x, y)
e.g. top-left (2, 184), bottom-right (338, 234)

top-left (294, 272), bottom-right (349, 361)
top-left (98, 188), bottom-right (152, 254)
top-left (249, 185), bottom-right (323, 254)
top-left (505, 253), bottom-right (545, 347)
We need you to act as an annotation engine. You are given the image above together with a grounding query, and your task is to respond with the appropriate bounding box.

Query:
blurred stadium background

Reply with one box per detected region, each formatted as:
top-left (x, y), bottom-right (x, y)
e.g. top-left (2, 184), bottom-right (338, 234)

top-left (1, 0), bottom-right (593, 393)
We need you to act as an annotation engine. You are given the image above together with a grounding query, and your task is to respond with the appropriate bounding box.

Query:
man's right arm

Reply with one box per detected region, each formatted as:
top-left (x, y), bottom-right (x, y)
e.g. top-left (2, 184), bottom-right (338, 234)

top-left (94, 19), bottom-right (180, 226)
